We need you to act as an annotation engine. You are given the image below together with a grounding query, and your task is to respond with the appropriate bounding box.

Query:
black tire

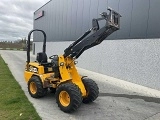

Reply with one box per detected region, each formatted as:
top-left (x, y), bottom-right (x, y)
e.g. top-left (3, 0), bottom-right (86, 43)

top-left (49, 87), bottom-right (56, 94)
top-left (28, 76), bottom-right (47, 98)
top-left (82, 78), bottom-right (99, 103)
top-left (56, 83), bottom-right (82, 113)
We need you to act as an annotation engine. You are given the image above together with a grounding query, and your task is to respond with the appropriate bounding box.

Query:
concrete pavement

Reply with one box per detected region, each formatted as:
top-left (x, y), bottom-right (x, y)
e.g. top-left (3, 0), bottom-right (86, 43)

top-left (1, 50), bottom-right (160, 120)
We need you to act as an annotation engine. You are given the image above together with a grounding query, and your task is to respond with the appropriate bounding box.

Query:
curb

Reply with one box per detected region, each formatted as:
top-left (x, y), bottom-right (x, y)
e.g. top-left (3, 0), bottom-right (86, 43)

top-left (0, 48), bottom-right (25, 51)
top-left (78, 68), bottom-right (160, 98)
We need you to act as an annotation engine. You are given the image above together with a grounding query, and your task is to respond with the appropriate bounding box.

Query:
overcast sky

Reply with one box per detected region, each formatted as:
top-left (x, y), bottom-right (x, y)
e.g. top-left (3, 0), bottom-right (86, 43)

top-left (0, 0), bottom-right (49, 41)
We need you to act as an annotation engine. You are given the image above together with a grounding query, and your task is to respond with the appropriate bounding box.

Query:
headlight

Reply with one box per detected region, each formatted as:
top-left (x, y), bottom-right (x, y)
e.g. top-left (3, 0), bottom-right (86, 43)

top-left (74, 61), bottom-right (78, 64)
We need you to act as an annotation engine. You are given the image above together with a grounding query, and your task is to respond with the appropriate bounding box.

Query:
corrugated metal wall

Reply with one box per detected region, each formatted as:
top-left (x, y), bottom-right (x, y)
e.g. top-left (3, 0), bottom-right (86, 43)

top-left (33, 0), bottom-right (160, 42)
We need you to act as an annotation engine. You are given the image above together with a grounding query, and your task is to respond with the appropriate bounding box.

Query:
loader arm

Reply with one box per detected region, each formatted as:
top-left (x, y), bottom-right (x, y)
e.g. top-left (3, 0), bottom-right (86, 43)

top-left (63, 8), bottom-right (121, 59)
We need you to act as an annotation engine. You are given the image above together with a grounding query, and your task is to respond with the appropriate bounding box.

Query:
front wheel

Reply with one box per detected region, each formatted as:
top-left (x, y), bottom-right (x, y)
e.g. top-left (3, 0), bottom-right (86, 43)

top-left (56, 83), bottom-right (82, 113)
top-left (82, 78), bottom-right (99, 103)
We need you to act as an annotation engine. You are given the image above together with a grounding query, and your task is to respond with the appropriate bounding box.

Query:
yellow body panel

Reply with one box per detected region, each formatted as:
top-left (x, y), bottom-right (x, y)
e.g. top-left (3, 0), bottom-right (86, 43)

top-left (24, 71), bottom-right (35, 82)
top-left (58, 55), bottom-right (86, 97)
top-left (58, 56), bottom-right (71, 81)
top-left (24, 55), bottom-right (86, 97)
top-left (24, 62), bottom-right (53, 83)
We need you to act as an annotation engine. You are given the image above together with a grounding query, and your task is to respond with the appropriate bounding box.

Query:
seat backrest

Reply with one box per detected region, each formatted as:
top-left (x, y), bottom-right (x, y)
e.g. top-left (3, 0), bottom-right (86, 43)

top-left (36, 52), bottom-right (47, 63)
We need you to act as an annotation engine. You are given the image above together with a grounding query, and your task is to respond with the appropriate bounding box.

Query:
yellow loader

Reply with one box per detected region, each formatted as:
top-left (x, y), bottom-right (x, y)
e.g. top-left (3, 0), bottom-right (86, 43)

top-left (24, 8), bottom-right (121, 113)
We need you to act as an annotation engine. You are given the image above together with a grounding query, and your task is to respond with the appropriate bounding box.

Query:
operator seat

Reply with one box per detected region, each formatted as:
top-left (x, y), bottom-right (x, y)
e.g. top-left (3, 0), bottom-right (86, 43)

top-left (36, 52), bottom-right (53, 73)
top-left (36, 52), bottom-right (48, 63)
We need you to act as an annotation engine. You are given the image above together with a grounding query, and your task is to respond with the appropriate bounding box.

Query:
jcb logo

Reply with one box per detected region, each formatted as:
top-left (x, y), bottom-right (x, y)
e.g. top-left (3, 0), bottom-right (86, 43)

top-left (29, 66), bottom-right (38, 73)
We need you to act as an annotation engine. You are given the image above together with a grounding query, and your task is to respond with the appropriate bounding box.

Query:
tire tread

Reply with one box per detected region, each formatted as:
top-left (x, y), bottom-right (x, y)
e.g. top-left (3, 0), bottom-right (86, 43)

top-left (56, 83), bottom-right (82, 113)
top-left (82, 78), bottom-right (99, 103)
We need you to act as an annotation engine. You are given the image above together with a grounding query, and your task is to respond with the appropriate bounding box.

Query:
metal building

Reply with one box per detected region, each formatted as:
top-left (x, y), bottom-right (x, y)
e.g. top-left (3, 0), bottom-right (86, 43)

top-left (34, 0), bottom-right (160, 42)
top-left (33, 0), bottom-right (160, 90)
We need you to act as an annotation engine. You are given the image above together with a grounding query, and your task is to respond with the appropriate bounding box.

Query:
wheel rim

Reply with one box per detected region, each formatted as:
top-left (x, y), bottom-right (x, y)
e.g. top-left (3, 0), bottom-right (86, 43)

top-left (59, 91), bottom-right (70, 107)
top-left (30, 82), bottom-right (37, 94)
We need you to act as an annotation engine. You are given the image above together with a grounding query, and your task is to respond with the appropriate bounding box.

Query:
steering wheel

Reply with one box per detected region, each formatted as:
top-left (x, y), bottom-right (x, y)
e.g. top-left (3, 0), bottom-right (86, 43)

top-left (49, 55), bottom-right (58, 59)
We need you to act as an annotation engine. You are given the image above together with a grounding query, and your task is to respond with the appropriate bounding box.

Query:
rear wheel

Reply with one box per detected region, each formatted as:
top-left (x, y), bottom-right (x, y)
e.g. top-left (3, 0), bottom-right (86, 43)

top-left (28, 76), bottom-right (47, 98)
top-left (56, 83), bottom-right (82, 113)
top-left (82, 78), bottom-right (99, 103)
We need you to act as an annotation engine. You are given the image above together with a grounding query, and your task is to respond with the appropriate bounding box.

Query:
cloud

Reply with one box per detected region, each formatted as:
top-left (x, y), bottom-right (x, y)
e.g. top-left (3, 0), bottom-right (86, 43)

top-left (0, 0), bottom-right (49, 41)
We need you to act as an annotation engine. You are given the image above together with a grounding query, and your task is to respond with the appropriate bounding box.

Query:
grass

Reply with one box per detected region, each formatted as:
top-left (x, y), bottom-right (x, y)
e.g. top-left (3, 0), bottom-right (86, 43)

top-left (0, 55), bottom-right (41, 120)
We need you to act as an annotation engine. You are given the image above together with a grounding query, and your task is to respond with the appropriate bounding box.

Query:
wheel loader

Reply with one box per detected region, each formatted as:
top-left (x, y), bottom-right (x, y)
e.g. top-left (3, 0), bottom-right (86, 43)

top-left (24, 8), bottom-right (121, 113)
